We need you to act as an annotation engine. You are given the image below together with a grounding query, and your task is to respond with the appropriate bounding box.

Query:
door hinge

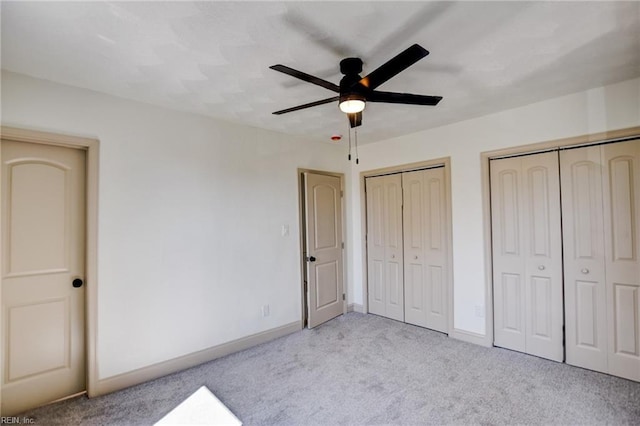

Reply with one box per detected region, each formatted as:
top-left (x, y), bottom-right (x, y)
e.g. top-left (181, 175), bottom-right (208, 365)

top-left (341, 242), bottom-right (344, 249)
top-left (342, 293), bottom-right (345, 301)
top-left (304, 281), bottom-right (308, 293)
top-left (341, 190), bottom-right (344, 198)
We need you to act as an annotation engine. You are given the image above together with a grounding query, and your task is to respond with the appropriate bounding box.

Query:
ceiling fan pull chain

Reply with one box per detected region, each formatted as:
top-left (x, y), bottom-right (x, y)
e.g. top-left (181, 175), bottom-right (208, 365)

top-left (348, 124), bottom-right (352, 161)
top-left (355, 127), bottom-right (359, 165)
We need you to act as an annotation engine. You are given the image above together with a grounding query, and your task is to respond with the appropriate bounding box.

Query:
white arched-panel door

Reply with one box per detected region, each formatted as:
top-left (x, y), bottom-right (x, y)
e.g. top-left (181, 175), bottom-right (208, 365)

top-left (1, 140), bottom-right (86, 415)
top-left (402, 167), bottom-right (449, 333)
top-left (366, 174), bottom-right (404, 322)
top-left (602, 140), bottom-right (640, 382)
top-left (491, 151), bottom-right (563, 362)
top-left (562, 139), bottom-right (640, 382)
top-left (304, 172), bottom-right (344, 328)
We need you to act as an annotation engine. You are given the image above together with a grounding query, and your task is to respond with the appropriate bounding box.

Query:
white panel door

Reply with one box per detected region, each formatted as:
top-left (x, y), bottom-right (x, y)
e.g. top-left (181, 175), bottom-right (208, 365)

top-left (602, 140), bottom-right (640, 381)
top-left (491, 156), bottom-right (527, 353)
top-left (384, 175), bottom-right (404, 321)
top-left (1, 140), bottom-right (86, 415)
top-left (521, 152), bottom-right (563, 361)
top-left (304, 173), bottom-right (344, 328)
top-left (491, 152), bottom-right (563, 361)
top-left (366, 177), bottom-right (386, 317)
top-left (366, 174), bottom-right (404, 321)
top-left (561, 145), bottom-right (608, 373)
top-left (402, 168), bottom-right (448, 332)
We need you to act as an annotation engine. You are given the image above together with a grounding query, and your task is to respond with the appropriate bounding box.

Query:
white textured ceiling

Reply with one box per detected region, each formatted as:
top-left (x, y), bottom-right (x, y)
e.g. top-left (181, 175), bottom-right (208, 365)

top-left (2, 1), bottom-right (639, 144)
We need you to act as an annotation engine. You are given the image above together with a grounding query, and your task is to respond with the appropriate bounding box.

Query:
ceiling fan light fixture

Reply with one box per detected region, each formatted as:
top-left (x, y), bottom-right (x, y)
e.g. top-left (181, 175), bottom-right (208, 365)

top-left (339, 98), bottom-right (366, 114)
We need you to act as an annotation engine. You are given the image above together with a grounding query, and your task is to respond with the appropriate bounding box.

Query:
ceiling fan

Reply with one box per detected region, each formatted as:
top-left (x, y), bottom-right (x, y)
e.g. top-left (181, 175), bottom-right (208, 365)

top-left (270, 44), bottom-right (443, 128)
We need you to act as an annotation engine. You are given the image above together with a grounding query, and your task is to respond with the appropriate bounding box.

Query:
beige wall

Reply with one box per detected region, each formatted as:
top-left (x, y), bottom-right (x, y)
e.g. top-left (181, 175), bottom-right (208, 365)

top-left (1, 71), bottom-right (347, 379)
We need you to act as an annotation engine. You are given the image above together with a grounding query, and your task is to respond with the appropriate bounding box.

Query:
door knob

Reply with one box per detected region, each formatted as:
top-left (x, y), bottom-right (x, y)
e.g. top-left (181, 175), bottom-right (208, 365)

top-left (72, 278), bottom-right (84, 288)
top-left (391, 254), bottom-right (395, 259)
top-left (581, 268), bottom-right (589, 274)
top-left (307, 256), bottom-right (316, 262)
top-left (414, 255), bottom-right (418, 260)
top-left (538, 265), bottom-right (545, 270)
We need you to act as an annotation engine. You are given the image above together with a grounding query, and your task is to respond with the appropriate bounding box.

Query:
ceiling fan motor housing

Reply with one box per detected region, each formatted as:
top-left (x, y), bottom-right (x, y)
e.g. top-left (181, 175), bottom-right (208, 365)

top-left (339, 58), bottom-right (366, 103)
top-left (340, 57), bottom-right (363, 75)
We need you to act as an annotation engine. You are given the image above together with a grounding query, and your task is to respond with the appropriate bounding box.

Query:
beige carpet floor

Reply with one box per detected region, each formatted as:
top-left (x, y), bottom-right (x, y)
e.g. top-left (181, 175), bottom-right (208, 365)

top-left (20, 312), bottom-right (640, 425)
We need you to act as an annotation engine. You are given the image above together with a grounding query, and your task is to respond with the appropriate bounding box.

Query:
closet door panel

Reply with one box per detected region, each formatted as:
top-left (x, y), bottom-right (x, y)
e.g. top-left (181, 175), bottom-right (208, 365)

top-left (602, 140), bottom-right (640, 381)
top-left (424, 168), bottom-right (448, 332)
top-left (561, 146), bottom-right (607, 372)
top-left (385, 175), bottom-right (404, 321)
top-left (366, 177), bottom-right (386, 316)
top-left (403, 171), bottom-right (426, 327)
top-left (491, 157), bottom-right (526, 352)
top-left (403, 168), bottom-right (448, 332)
top-left (522, 152), bottom-right (563, 362)
top-left (429, 265), bottom-right (444, 316)
top-left (366, 174), bottom-right (404, 321)
top-left (492, 152), bottom-right (562, 361)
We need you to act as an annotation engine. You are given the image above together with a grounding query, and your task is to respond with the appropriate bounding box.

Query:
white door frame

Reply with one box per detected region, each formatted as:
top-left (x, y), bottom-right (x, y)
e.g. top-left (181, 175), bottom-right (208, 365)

top-left (359, 157), bottom-right (454, 335)
top-left (297, 169), bottom-right (347, 328)
top-left (0, 126), bottom-right (99, 402)
top-left (480, 126), bottom-right (640, 349)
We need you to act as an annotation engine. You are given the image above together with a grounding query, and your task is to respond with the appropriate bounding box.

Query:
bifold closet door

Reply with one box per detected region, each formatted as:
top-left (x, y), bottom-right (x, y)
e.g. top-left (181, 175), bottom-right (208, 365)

top-left (491, 151), bottom-right (563, 361)
top-left (366, 174), bottom-right (404, 321)
top-left (602, 140), bottom-right (640, 381)
top-left (561, 145), bottom-right (607, 373)
top-left (563, 140), bottom-right (640, 381)
top-left (402, 167), bottom-right (448, 332)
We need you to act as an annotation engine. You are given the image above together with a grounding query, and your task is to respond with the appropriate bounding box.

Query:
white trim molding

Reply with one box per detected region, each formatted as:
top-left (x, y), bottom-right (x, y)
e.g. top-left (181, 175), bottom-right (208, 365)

top-left (96, 321), bottom-right (301, 397)
top-left (347, 303), bottom-right (364, 313)
top-left (449, 328), bottom-right (492, 348)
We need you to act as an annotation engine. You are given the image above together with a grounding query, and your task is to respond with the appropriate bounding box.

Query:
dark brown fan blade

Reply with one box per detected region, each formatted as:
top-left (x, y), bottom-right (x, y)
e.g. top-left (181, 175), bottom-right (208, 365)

top-left (272, 96), bottom-right (339, 115)
top-left (348, 112), bottom-right (362, 128)
top-left (270, 65), bottom-right (340, 93)
top-left (368, 90), bottom-right (442, 106)
top-left (358, 44), bottom-right (429, 90)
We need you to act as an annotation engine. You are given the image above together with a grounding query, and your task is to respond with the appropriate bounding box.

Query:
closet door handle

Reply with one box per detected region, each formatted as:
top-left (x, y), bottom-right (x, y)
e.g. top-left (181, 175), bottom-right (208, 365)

top-left (581, 268), bottom-right (589, 274)
top-left (538, 265), bottom-right (545, 271)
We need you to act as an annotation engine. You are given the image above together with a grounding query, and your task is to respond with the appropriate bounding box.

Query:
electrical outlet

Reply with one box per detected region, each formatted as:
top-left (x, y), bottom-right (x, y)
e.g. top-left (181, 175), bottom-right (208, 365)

top-left (475, 305), bottom-right (485, 318)
top-left (262, 304), bottom-right (270, 317)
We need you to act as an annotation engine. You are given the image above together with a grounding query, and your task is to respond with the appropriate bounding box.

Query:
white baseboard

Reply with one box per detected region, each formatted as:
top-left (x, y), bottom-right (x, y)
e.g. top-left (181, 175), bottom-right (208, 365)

top-left (347, 303), bottom-right (363, 313)
top-left (94, 321), bottom-right (301, 397)
top-left (449, 328), bottom-right (492, 347)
